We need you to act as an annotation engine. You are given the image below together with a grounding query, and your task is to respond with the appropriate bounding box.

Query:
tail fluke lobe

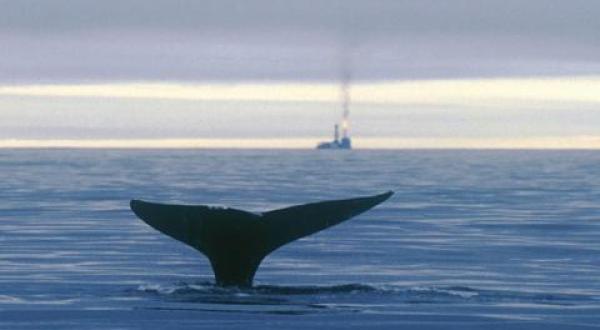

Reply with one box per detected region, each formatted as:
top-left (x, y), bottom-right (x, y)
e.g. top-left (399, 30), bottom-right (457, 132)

top-left (261, 191), bottom-right (394, 253)
top-left (130, 200), bottom-right (261, 253)
top-left (130, 200), bottom-right (200, 248)
top-left (130, 191), bottom-right (393, 287)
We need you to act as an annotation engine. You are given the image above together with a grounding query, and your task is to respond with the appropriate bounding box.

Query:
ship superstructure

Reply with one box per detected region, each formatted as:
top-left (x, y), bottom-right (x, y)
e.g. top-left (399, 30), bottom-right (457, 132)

top-left (317, 69), bottom-right (352, 150)
top-left (317, 123), bottom-right (351, 149)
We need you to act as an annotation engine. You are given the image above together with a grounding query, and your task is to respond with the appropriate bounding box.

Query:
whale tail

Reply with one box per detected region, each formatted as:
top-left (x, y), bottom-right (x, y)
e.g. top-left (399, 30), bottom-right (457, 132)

top-left (130, 191), bottom-right (393, 287)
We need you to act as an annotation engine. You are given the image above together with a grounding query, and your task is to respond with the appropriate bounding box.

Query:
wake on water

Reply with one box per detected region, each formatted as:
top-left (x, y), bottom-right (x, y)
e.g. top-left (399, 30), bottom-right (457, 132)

top-left (132, 281), bottom-right (598, 315)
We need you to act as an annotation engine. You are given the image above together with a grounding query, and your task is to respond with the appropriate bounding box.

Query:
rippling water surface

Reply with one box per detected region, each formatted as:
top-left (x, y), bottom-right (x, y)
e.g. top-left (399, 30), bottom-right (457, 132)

top-left (1, 150), bottom-right (600, 329)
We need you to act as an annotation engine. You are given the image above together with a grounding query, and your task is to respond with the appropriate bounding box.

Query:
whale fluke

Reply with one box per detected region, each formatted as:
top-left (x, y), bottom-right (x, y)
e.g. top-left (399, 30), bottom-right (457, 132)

top-left (130, 191), bottom-right (393, 287)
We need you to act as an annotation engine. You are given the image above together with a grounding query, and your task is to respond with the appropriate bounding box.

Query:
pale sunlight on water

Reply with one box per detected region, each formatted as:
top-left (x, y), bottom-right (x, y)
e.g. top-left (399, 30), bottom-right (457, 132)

top-left (1, 150), bottom-right (600, 329)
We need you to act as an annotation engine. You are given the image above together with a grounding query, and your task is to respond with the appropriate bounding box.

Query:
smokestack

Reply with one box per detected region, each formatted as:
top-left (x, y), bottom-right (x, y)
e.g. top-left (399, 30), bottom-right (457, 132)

top-left (334, 124), bottom-right (339, 142)
top-left (340, 53), bottom-right (351, 139)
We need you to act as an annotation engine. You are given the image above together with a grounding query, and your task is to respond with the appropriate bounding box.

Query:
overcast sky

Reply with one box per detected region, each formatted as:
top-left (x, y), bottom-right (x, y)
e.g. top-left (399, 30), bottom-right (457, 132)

top-left (1, 1), bottom-right (600, 148)
top-left (2, 0), bottom-right (600, 82)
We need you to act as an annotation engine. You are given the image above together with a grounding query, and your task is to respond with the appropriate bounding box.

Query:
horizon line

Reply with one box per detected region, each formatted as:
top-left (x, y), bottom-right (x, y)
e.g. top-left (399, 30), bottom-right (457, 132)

top-left (1, 137), bottom-right (600, 150)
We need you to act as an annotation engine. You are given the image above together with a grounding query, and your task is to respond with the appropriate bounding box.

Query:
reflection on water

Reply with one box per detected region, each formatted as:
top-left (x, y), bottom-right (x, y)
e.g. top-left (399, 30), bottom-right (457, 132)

top-left (1, 150), bottom-right (600, 329)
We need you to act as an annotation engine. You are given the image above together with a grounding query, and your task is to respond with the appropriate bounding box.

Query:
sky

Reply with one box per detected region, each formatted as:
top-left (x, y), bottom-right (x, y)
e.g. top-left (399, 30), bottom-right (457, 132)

top-left (1, 0), bottom-right (600, 148)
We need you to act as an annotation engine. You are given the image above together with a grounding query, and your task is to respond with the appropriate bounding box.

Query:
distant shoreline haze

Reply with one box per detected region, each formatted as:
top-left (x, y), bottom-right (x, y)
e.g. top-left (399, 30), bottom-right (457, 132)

top-left (1, 78), bottom-right (600, 148)
top-left (1, 137), bottom-right (600, 149)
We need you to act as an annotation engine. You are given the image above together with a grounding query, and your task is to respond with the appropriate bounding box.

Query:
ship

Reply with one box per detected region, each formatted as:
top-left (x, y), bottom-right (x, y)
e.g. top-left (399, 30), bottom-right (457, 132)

top-left (317, 77), bottom-right (352, 150)
top-left (316, 123), bottom-right (352, 150)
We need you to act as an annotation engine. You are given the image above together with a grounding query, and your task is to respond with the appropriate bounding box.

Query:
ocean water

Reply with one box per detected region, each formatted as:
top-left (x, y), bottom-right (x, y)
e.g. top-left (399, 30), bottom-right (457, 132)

top-left (1, 149), bottom-right (600, 329)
